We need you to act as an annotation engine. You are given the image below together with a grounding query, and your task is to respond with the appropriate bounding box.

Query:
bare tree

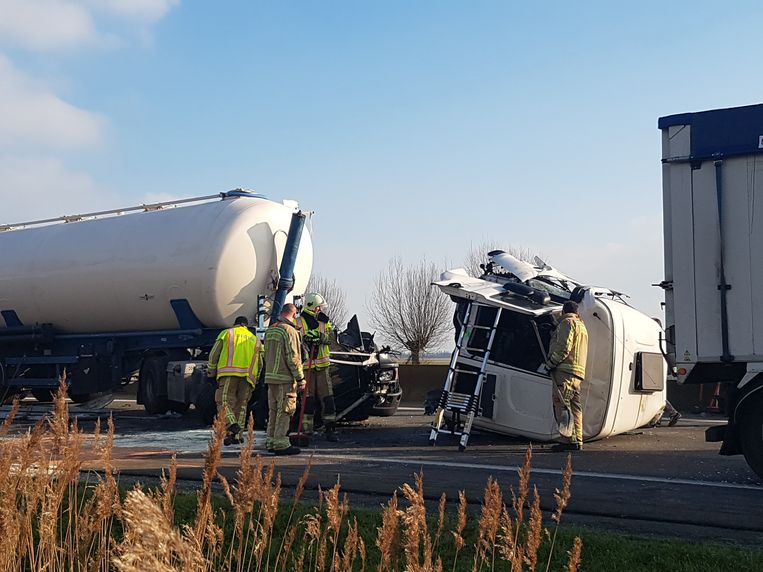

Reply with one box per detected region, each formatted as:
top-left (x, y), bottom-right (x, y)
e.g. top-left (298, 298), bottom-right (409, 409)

top-left (306, 274), bottom-right (350, 330)
top-left (367, 258), bottom-right (452, 364)
top-left (463, 239), bottom-right (542, 277)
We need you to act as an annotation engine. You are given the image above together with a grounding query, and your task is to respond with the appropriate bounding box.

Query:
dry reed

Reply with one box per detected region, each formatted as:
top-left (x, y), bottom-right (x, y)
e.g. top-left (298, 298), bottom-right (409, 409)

top-left (0, 376), bottom-right (582, 572)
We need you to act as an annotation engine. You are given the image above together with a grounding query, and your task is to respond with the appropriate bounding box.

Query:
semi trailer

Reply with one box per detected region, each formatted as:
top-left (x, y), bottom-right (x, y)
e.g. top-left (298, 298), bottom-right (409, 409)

top-left (0, 190), bottom-right (313, 415)
top-left (660, 103), bottom-right (763, 478)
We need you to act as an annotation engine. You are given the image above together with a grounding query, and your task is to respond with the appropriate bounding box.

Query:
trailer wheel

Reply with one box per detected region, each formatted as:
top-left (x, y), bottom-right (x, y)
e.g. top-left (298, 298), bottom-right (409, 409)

top-left (739, 394), bottom-right (763, 480)
top-left (0, 362), bottom-right (18, 405)
top-left (195, 383), bottom-right (217, 425)
top-left (140, 357), bottom-right (170, 415)
top-left (32, 389), bottom-right (55, 403)
top-left (169, 401), bottom-right (191, 414)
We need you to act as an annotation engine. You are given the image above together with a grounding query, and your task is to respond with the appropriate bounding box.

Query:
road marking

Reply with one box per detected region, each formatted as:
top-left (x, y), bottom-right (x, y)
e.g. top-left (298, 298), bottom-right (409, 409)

top-left (309, 453), bottom-right (762, 491)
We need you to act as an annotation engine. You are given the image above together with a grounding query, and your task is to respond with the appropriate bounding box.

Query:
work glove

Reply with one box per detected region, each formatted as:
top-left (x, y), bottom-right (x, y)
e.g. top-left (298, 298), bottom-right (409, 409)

top-left (316, 311), bottom-right (330, 323)
top-left (304, 331), bottom-right (321, 345)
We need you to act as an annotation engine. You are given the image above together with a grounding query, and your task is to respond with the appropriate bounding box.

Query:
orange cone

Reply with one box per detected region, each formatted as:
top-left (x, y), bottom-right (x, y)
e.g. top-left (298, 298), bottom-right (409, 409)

top-left (706, 382), bottom-right (723, 414)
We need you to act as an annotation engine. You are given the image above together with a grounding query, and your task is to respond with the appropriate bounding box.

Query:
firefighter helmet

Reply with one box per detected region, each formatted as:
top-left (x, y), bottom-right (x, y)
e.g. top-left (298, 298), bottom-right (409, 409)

top-left (304, 292), bottom-right (327, 311)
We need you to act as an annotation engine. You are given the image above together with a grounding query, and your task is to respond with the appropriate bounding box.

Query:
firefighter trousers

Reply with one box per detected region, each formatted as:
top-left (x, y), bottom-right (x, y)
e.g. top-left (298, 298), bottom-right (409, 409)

top-left (266, 381), bottom-right (298, 451)
top-left (302, 367), bottom-right (336, 433)
top-left (215, 375), bottom-right (253, 431)
top-left (551, 370), bottom-right (583, 445)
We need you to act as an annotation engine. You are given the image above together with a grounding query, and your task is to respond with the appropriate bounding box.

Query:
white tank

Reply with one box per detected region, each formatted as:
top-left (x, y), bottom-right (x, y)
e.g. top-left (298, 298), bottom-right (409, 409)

top-left (0, 193), bottom-right (313, 333)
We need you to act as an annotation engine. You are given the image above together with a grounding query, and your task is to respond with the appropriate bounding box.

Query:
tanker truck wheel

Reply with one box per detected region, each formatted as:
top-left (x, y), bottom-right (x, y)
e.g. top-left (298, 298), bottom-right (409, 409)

top-left (31, 389), bottom-right (55, 403)
top-left (195, 383), bottom-right (217, 425)
top-left (139, 357), bottom-right (170, 415)
top-left (739, 394), bottom-right (763, 480)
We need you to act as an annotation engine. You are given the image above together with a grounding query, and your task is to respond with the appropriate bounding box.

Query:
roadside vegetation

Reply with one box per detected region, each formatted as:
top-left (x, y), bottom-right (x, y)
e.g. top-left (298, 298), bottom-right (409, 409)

top-left (0, 377), bottom-right (760, 571)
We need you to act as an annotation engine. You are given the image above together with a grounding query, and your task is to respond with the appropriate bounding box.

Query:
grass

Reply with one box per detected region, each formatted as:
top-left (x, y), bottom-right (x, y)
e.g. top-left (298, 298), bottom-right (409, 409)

top-left (0, 374), bottom-right (761, 571)
top-left (165, 493), bottom-right (763, 572)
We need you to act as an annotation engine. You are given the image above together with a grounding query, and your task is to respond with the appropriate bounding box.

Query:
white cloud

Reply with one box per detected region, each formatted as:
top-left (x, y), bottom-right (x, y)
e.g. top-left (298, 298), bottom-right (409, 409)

top-left (0, 55), bottom-right (105, 149)
top-left (0, 0), bottom-right (181, 52)
top-left (89, 0), bottom-right (181, 22)
top-left (0, 0), bottom-right (97, 51)
top-left (0, 1), bottom-right (180, 224)
top-left (0, 156), bottom-right (117, 223)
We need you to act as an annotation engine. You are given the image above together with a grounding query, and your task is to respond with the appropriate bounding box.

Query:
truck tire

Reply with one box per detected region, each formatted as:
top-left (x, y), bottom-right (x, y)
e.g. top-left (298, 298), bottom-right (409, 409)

top-left (739, 394), bottom-right (763, 480)
top-left (169, 401), bottom-right (191, 414)
top-left (140, 357), bottom-right (170, 414)
top-left (195, 383), bottom-right (217, 425)
top-left (70, 392), bottom-right (95, 404)
top-left (32, 389), bottom-right (55, 403)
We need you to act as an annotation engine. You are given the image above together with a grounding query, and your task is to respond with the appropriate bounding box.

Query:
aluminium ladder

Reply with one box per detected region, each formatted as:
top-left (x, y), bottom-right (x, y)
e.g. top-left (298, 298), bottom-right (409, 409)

top-left (429, 302), bottom-right (502, 451)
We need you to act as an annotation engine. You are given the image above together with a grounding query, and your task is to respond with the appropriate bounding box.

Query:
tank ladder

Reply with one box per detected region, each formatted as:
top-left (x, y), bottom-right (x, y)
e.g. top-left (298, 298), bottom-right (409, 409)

top-left (429, 302), bottom-right (502, 451)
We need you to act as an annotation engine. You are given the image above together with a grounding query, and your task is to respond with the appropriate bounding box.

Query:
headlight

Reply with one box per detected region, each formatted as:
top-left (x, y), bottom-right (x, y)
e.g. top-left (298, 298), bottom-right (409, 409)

top-left (377, 369), bottom-right (396, 382)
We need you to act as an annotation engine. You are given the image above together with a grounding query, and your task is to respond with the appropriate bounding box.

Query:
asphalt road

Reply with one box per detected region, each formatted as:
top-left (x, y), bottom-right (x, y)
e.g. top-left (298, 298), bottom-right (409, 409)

top-left (5, 398), bottom-right (762, 544)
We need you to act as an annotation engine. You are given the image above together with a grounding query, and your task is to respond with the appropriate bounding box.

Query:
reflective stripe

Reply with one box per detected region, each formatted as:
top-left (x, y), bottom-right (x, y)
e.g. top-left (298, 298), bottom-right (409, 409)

top-left (297, 317), bottom-right (325, 334)
top-left (216, 326), bottom-right (258, 379)
top-left (226, 328), bottom-right (235, 368)
top-left (247, 338), bottom-right (262, 384)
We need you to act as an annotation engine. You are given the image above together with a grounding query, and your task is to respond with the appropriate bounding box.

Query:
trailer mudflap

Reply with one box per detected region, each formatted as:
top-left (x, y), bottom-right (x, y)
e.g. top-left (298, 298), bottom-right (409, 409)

top-left (707, 422), bottom-right (743, 456)
top-left (705, 424), bottom-right (726, 443)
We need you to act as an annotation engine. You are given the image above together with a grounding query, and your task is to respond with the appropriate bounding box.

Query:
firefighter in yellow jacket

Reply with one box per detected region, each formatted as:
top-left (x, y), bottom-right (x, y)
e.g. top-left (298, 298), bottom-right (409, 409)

top-left (264, 303), bottom-right (305, 455)
top-left (207, 316), bottom-right (263, 445)
top-left (547, 301), bottom-right (589, 451)
top-left (297, 292), bottom-right (338, 442)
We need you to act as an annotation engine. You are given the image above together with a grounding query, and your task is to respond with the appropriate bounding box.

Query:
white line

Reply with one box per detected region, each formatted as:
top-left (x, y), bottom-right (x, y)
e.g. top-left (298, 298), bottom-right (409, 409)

top-left (309, 453), bottom-right (762, 492)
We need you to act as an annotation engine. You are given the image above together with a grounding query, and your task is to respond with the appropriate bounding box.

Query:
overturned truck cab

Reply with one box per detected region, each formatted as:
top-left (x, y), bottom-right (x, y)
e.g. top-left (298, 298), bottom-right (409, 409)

top-left (430, 251), bottom-right (667, 449)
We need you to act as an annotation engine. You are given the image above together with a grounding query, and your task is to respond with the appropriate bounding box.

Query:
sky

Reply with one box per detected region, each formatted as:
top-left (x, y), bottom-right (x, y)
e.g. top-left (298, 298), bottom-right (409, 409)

top-left (2, 1), bottom-right (763, 342)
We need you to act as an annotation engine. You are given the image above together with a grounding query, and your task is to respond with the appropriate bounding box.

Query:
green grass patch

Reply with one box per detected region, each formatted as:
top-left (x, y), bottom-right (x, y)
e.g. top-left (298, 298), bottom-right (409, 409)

top-left (167, 491), bottom-right (763, 572)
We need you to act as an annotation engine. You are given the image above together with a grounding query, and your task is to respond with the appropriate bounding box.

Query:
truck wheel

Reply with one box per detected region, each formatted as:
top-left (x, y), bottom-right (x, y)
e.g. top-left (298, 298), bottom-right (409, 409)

top-left (169, 401), bottom-right (191, 414)
top-left (70, 392), bottom-right (95, 404)
top-left (740, 395), bottom-right (763, 480)
top-left (195, 383), bottom-right (217, 425)
top-left (140, 357), bottom-right (170, 415)
top-left (32, 389), bottom-right (55, 403)
top-left (245, 384), bottom-right (268, 430)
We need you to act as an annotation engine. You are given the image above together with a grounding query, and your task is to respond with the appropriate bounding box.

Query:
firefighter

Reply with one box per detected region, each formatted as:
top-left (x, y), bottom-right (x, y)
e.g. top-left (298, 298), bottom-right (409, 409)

top-left (547, 300), bottom-right (589, 451)
top-left (207, 316), bottom-right (263, 445)
top-left (264, 303), bottom-right (305, 455)
top-left (297, 292), bottom-right (338, 442)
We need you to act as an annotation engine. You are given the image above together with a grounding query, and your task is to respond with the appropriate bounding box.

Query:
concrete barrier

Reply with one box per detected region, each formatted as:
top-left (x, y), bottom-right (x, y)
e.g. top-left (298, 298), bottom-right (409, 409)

top-left (398, 364), bottom-right (447, 406)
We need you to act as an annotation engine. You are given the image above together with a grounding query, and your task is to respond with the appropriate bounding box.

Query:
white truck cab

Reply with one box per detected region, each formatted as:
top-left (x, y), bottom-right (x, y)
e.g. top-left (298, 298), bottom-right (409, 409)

top-left (432, 252), bottom-right (666, 445)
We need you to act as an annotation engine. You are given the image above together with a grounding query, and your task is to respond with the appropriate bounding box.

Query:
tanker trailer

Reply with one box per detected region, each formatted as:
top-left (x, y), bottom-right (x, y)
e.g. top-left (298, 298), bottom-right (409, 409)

top-left (0, 190), bottom-right (313, 416)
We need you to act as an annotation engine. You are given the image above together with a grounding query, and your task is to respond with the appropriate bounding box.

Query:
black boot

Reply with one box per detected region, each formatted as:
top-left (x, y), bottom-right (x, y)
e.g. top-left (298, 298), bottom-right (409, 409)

top-left (224, 423), bottom-right (242, 446)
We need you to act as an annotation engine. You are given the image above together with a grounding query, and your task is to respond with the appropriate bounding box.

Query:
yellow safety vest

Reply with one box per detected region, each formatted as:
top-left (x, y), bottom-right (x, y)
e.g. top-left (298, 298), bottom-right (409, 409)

top-left (214, 326), bottom-right (263, 385)
top-left (297, 311), bottom-right (332, 369)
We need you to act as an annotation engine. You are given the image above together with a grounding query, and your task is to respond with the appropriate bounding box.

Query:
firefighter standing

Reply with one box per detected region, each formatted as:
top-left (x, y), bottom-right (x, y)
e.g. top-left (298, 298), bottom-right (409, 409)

top-left (207, 316), bottom-right (263, 445)
top-left (297, 292), bottom-right (338, 442)
top-left (547, 301), bottom-right (589, 451)
top-left (264, 303), bottom-right (305, 455)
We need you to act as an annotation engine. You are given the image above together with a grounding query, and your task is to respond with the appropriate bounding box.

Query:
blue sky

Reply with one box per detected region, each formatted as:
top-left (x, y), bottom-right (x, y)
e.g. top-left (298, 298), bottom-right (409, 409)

top-left (2, 1), bottom-right (763, 338)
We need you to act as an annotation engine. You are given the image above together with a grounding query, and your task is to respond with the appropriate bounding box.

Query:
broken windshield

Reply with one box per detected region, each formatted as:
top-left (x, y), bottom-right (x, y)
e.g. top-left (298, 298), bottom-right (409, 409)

top-left (462, 306), bottom-right (551, 373)
top-left (526, 277), bottom-right (573, 302)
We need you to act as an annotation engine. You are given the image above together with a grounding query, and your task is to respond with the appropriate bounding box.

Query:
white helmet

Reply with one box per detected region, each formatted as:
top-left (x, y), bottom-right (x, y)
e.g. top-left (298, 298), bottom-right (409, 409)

top-left (304, 292), bottom-right (327, 311)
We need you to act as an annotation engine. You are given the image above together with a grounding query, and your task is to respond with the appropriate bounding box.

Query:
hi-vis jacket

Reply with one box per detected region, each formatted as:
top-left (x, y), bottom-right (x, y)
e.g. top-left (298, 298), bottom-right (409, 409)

top-left (547, 313), bottom-right (589, 379)
top-left (264, 318), bottom-right (304, 384)
top-left (296, 309), bottom-right (333, 369)
top-left (208, 325), bottom-right (263, 386)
